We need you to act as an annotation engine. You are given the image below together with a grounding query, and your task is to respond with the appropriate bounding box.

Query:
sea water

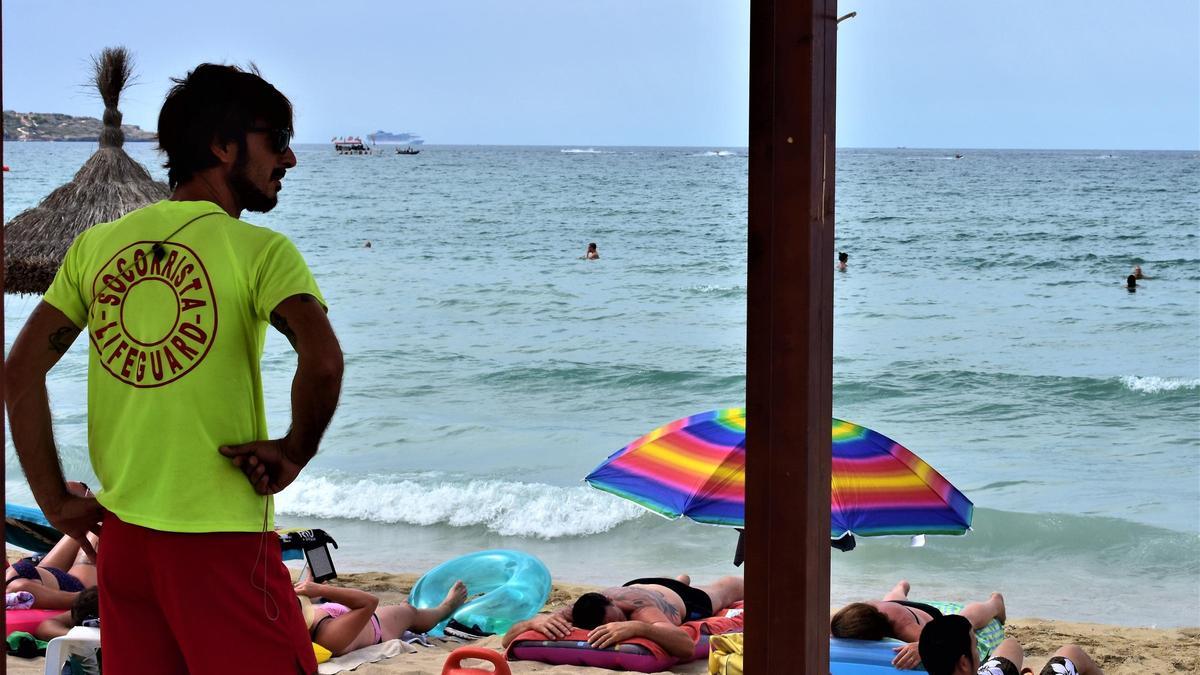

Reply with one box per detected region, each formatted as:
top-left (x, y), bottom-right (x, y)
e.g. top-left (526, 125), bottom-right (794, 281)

top-left (4, 142), bottom-right (1198, 627)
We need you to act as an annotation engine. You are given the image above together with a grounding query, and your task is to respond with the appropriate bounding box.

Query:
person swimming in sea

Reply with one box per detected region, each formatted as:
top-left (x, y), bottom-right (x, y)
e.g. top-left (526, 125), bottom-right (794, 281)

top-left (837, 251), bottom-right (848, 272)
top-left (1126, 274), bottom-right (1137, 292)
top-left (583, 242), bottom-right (599, 260)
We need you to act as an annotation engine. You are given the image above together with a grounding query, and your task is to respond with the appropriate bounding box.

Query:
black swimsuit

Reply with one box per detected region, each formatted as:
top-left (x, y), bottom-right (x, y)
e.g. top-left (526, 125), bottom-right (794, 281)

top-left (888, 600), bottom-right (943, 623)
top-left (9, 559), bottom-right (86, 593)
top-left (623, 577), bottom-right (714, 622)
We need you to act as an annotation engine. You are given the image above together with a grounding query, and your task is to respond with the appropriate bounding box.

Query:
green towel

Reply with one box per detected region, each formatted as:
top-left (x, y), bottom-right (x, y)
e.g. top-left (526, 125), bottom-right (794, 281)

top-left (921, 600), bottom-right (1006, 664)
top-left (5, 630), bottom-right (48, 658)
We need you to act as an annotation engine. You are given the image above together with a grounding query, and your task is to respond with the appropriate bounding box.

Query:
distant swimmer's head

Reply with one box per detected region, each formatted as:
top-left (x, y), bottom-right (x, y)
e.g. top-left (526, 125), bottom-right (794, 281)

top-left (1133, 265), bottom-right (1143, 279)
top-left (572, 592), bottom-right (625, 629)
top-left (588, 243), bottom-right (598, 252)
top-left (584, 242), bottom-right (600, 259)
top-left (838, 251), bottom-right (849, 263)
top-left (1126, 274), bottom-right (1137, 290)
top-left (830, 602), bottom-right (890, 641)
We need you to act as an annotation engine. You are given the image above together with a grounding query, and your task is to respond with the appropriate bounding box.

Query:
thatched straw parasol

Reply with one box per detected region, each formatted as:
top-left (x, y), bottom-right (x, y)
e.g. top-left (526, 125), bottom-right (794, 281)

top-left (4, 46), bottom-right (170, 294)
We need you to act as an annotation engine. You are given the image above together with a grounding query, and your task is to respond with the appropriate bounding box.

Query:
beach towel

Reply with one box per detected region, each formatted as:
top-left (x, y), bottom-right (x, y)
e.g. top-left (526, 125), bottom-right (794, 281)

top-left (5, 630), bottom-right (48, 658)
top-left (5, 608), bottom-right (62, 636)
top-left (507, 601), bottom-right (745, 673)
top-left (921, 600), bottom-right (1006, 663)
top-left (6, 591), bottom-right (35, 609)
top-left (317, 639), bottom-right (418, 674)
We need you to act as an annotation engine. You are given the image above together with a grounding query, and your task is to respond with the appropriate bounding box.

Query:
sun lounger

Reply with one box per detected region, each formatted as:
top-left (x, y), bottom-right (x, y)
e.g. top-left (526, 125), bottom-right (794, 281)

top-left (5, 502), bottom-right (338, 576)
top-left (5, 503), bottom-right (63, 555)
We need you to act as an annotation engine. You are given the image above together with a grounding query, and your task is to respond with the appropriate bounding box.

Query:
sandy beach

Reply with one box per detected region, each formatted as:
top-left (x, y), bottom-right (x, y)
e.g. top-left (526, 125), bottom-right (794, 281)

top-left (6, 566), bottom-right (1196, 674)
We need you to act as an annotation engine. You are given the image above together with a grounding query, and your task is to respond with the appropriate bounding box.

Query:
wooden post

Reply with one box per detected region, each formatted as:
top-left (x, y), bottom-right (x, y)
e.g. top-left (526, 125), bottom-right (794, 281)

top-left (746, 0), bottom-right (837, 672)
top-left (2, 7), bottom-right (8, 644)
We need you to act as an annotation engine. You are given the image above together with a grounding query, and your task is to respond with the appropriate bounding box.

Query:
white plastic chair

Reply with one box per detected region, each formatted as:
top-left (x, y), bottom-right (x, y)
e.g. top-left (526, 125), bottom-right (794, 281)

top-left (43, 626), bottom-right (100, 675)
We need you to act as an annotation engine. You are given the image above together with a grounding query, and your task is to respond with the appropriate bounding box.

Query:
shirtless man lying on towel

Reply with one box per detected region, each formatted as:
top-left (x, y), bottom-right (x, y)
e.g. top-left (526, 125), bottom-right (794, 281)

top-left (501, 574), bottom-right (744, 659)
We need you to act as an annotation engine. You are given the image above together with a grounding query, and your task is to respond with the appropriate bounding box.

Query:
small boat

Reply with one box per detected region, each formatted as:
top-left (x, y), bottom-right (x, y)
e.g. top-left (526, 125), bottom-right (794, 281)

top-left (396, 146), bottom-right (421, 155)
top-left (333, 136), bottom-right (371, 155)
top-left (953, 153), bottom-right (963, 159)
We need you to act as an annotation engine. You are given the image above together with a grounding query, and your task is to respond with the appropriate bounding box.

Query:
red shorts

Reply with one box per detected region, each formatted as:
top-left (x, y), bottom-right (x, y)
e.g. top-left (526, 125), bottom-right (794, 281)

top-left (97, 512), bottom-right (317, 675)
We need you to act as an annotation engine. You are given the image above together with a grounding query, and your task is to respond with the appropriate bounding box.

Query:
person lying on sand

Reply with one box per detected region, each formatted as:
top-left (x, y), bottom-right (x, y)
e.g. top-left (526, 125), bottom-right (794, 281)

top-left (501, 574), bottom-right (743, 659)
top-left (295, 578), bottom-right (467, 656)
top-left (919, 614), bottom-right (1105, 675)
top-left (5, 482), bottom-right (100, 610)
top-left (831, 579), bottom-right (1006, 670)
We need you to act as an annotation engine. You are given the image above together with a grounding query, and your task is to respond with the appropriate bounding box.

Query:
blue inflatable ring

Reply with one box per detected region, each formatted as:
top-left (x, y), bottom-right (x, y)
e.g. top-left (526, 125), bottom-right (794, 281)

top-left (409, 549), bottom-right (551, 637)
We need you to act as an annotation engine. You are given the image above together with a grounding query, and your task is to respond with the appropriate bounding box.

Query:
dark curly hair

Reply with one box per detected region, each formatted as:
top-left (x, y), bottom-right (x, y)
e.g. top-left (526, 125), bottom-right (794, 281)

top-left (71, 587), bottom-right (100, 626)
top-left (571, 592), bottom-right (614, 630)
top-left (157, 63), bottom-right (293, 188)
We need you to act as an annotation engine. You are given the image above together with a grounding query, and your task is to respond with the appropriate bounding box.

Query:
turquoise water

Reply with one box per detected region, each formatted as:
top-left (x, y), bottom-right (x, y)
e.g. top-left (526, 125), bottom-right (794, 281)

top-left (4, 142), bottom-right (1198, 627)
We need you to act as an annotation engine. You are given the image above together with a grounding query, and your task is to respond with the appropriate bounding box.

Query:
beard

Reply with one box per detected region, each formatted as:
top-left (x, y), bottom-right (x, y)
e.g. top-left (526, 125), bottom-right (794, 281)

top-left (229, 155), bottom-right (279, 213)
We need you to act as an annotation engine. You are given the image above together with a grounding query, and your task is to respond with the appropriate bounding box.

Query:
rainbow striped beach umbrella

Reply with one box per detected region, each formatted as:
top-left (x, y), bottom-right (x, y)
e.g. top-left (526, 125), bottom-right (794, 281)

top-left (584, 408), bottom-right (973, 544)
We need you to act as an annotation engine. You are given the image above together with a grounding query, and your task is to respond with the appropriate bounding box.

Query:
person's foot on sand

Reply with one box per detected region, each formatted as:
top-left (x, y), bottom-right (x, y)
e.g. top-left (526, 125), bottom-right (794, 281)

top-left (991, 592), bottom-right (1006, 625)
top-left (675, 574), bottom-right (692, 586)
top-left (441, 581), bottom-right (468, 612)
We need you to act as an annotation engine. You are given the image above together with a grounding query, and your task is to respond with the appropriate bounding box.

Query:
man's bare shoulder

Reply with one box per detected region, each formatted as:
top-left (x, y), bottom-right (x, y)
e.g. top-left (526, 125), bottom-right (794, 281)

top-left (605, 586), bottom-right (682, 624)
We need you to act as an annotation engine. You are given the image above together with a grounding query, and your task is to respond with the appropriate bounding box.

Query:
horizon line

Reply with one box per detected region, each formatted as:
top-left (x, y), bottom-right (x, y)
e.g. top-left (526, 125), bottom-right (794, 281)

top-left (7, 138), bottom-right (1200, 151)
top-left (4, 140), bottom-right (1196, 153)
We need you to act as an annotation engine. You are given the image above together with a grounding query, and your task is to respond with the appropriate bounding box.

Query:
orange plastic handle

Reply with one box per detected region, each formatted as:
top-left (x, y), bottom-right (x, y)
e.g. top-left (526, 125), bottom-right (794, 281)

top-left (441, 646), bottom-right (512, 675)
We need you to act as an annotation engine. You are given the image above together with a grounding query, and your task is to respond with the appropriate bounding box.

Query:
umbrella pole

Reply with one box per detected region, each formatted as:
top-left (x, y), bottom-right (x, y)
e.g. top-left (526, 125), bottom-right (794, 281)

top-left (746, 0), bottom-right (837, 672)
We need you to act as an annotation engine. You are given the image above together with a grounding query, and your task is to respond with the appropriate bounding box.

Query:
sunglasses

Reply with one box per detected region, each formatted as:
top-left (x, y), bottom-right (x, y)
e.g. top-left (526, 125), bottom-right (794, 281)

top-left (248, 127), bottom-right (292, 154)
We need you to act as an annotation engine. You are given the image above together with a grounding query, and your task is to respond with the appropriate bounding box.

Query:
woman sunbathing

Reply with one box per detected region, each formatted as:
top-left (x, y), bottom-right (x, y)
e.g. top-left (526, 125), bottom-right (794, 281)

top-left (5, 482), bottom-right (100, 610)
top-left (831, 580), bottom-right (1006, 670)
top-left (295, 578), bottom-right (468, 656)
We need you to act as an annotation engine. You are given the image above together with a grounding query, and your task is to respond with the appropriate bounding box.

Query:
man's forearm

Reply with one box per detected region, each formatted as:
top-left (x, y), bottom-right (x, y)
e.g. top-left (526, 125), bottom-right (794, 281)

top-left (502, 606), bottom-right (573, 646)
top-left (502, 619), bottom-right (534, 646)
top-left (640, 623), bottom-right (695, 659)
top-left (285, 351), bottom-right (343, 463)
top-left (7, 379), bottom-right (70, 510)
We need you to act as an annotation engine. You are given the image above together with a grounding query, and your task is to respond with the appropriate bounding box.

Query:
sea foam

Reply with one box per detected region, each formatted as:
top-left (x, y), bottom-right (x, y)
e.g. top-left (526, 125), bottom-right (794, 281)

top-left (276, 473), bottom-right (647, 538)
top-left (1119, 376), bottom-right (1200, 394)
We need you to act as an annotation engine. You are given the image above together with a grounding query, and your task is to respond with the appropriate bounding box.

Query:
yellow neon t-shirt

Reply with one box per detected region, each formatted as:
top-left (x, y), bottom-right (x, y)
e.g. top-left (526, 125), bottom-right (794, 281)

top-left (44, 199), bottom-right (325, 533)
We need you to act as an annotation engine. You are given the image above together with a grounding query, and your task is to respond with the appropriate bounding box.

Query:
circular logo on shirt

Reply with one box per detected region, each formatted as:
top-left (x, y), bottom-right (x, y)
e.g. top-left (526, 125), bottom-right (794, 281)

top-left (88, 242), bottom-right (218, 388)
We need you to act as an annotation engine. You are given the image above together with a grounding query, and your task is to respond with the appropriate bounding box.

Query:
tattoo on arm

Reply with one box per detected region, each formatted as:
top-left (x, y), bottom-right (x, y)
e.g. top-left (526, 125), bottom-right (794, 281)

top-left (270, 311), bottom-right (298, 350)
top-left (48, 326), bottom-right (80, 355)
top-left (270, 295), bottom-right (316, 351)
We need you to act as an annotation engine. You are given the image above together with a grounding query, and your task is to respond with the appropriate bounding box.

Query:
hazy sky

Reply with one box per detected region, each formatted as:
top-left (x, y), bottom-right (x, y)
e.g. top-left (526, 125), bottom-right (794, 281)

top-left (3, 0), bottom-right (1197, 149)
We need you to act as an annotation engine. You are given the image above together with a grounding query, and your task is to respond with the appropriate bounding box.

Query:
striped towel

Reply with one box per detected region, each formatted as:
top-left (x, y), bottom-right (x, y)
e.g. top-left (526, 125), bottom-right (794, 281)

top-left (921, 600), bottom-right (1006, 664)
